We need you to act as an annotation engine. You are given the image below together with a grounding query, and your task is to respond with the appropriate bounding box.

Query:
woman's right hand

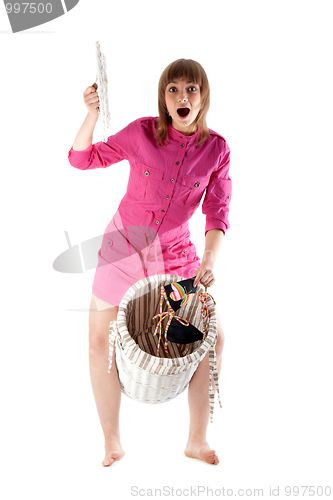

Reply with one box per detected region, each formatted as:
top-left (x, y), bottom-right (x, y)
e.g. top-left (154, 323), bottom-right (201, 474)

top-left (83, 83), bottom-right (100, 117)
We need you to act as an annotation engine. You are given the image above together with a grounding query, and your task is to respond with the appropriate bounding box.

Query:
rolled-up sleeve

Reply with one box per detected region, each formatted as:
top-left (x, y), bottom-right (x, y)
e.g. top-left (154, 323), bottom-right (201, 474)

top-left (202, 143), bottom-right (232, 235)
top-left (68, 119), bottom-right (140, 170)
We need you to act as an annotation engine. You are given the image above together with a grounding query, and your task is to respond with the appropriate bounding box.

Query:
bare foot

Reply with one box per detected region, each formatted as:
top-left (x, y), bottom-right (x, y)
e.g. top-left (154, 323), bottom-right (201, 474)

top-left (184, 439), bottom-right (219, 465)
top-left (102, 439), bottom-right (125, 467)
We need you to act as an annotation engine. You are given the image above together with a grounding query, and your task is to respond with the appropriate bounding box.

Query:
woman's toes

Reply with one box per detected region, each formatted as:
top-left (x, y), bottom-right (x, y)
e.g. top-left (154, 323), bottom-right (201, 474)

top-left (184, 442), bottom-right (219, 465)
top-left (102, 455), bottom-right (115, 466)
top-left (201, 449), bottom-right (219, 464)
top-left (102, 446), bottom-right (125, 467)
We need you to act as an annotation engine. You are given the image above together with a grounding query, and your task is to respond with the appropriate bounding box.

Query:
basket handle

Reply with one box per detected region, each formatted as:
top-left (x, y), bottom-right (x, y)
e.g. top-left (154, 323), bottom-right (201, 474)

top-left (208, 345), bottom-right (223, 423)
top-left (198, 288), bottom-right (216, 340)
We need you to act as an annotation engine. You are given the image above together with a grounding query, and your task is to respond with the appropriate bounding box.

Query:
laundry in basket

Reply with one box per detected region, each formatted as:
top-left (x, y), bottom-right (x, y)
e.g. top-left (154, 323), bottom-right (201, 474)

top-left (153, 276), bottom-right (215, 353)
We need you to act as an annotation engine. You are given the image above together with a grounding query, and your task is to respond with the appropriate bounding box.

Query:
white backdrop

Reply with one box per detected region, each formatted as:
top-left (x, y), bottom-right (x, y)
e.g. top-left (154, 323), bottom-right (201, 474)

top-left (1, 1), bottom-right (332, 499)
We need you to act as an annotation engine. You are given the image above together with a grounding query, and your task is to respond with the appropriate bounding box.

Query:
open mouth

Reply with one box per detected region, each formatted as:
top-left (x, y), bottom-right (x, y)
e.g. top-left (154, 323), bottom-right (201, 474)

top-left (177, 107), bottom-right (190, 118)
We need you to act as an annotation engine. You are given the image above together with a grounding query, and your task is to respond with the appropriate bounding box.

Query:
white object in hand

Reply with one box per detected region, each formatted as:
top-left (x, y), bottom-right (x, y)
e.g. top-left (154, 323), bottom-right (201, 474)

top-left (95, 41), bottom-right (111, 143)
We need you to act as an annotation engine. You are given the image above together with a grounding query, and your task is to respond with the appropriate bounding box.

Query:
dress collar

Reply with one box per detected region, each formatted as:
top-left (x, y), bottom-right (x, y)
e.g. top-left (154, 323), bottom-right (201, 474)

top-left (167, 122), bottom-right (201, 144)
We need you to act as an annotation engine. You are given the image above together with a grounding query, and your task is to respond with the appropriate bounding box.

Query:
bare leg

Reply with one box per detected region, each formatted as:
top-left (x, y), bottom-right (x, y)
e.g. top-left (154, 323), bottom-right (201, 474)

top-left (89, 293), bottom-right (125, 466)
top-left (185, 308), bottom-right (225, 465)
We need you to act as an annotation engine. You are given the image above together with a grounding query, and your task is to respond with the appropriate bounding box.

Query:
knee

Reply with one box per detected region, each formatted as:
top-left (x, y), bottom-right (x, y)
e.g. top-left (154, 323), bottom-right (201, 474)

top-left (89, 329), bottom-right (108, 356)
top-left (88, 295), bottom-right (118, 355)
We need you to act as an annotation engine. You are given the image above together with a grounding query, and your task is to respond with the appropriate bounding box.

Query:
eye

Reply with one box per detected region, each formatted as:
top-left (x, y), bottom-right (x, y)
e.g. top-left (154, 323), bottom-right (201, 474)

top-left (188, 86), bottom-right (198, 92)
top-left (168, 86), bottom-right (177, 92)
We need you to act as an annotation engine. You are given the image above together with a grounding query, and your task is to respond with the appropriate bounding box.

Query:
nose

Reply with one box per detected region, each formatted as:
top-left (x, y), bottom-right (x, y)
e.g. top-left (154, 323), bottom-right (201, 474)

top-left (178, 89), bottom-right (188, 102)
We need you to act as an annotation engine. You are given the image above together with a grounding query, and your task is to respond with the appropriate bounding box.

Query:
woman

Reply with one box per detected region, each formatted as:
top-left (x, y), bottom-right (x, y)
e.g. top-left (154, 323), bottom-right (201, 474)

top-left (68, 58), bottom-right (232, 466)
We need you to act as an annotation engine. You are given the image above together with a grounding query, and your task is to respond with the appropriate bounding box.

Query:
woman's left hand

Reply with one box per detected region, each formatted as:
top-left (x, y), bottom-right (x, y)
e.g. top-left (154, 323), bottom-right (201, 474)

top-left (193, 262), bottom-right (215, 288)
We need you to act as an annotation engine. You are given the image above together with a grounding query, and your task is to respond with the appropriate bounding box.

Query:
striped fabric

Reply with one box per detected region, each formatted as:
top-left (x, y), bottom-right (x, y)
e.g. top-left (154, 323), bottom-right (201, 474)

top-left (107, 274), bottom-right (222, 423)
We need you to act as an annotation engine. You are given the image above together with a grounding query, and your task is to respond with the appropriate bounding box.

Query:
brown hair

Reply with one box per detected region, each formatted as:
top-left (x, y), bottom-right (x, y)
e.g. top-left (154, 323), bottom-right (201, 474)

top-left (156, 59), bottom-right (210, 146)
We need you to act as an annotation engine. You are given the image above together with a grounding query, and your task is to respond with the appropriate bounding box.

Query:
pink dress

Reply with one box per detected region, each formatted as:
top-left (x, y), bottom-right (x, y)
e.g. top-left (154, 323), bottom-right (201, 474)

top-left (68, 117), bottom-right (232, 306)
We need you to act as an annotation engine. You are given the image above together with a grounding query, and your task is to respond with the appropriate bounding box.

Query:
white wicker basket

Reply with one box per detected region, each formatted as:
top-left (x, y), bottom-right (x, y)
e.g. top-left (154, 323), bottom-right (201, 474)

top-left (108, 274), bottom-right (222, 422)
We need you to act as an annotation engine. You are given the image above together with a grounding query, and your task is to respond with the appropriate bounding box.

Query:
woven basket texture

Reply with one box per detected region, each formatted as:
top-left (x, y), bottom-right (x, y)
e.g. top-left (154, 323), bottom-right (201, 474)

top-left (110, 274), bottom-right (218, 405)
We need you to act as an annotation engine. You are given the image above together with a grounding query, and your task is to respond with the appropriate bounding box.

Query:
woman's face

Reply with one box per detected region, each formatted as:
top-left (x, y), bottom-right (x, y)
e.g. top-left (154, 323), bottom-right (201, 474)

top-left (164, 78), bottom-right (201, 135)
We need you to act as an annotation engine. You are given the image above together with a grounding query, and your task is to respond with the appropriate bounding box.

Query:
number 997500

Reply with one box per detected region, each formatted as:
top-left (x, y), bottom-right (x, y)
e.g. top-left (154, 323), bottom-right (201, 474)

top-left (5, 3), bottom-right (53, 14)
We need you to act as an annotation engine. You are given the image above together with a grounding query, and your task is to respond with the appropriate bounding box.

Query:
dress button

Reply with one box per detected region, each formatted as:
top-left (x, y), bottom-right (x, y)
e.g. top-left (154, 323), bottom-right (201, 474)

top-left (144, 171), bottom-right (149, 176)
top-left (176, 161), bottom-right (180, 165)
top-left (194, 182), bottom-right (200, 187)
top-left (166, 195), bottom-right (170, 199)
top-left (181, 144), bottom-right (185, 147)
top-left (149, 236), bottom-right (153, 239)
top-left (156, 220), bottom-right (160, 224)
top-left (227, 195), bottom-right (230, 199)
top-left (161, 210), bottom-right (165, 213)
top-left (183, 249), bottom-right (188, 254)
top-left (107, 241), bottom-right (112, 245)
top-left (171, 178), bottom-right (175, 182)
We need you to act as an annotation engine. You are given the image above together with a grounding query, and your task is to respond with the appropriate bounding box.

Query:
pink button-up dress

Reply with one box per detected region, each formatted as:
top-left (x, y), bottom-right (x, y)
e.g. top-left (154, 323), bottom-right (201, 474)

top-left (68, 116), bottom-right (232, 306)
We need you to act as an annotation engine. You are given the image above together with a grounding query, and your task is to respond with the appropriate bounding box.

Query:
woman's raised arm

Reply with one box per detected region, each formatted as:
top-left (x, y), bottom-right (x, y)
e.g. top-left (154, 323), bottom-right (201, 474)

top-left (72, 83), bottom-right (100, 151)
